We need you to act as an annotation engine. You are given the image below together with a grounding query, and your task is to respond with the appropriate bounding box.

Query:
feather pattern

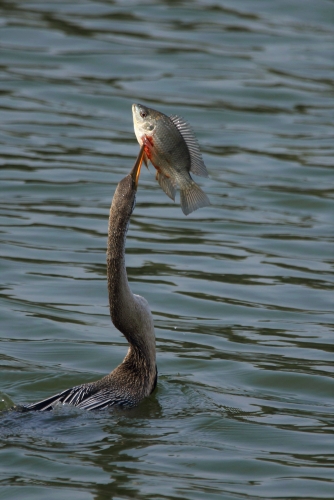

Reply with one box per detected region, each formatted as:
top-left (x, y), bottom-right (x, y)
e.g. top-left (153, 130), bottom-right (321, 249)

top-left (22, 384), bottom-right (97, 411)
top-left (18, 153), bottom-right (157, 413)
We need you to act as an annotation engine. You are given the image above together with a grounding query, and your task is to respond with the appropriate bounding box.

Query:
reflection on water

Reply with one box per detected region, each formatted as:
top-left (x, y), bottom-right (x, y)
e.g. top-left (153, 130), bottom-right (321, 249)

top-left (1, 0), bottom-right (334, 499)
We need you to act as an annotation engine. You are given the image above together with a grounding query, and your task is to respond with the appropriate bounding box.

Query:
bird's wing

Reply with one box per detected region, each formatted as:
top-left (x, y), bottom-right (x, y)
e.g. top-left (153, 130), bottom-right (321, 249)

top-left (21, 383), bottom-right (97, 412)
top-left (21, 384), bottom-right (135, 412)
top-left (75, 388), bottom-right (132, 410)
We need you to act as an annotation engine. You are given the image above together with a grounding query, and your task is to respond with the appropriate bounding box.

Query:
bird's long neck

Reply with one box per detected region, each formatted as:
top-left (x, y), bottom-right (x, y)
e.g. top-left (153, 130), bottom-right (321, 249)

top-left (106, 190), bottom-right (155, 370)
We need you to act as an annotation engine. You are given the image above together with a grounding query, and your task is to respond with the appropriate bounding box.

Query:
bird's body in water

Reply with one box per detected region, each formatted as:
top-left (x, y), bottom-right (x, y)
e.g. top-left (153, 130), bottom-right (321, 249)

top-left (20, 146), bottom-right (157, 412)
top-left (132, 103), bottom-right (210, 215)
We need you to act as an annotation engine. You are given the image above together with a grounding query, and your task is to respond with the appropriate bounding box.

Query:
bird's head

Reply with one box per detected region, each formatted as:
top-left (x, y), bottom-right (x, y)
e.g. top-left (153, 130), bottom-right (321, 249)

top-left (111, 145), bottom-right (145, 218)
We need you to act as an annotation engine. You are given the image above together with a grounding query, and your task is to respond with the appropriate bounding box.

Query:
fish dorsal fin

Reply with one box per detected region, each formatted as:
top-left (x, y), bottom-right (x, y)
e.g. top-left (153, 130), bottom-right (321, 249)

top-left (170, 115), bottom-right (209, 178)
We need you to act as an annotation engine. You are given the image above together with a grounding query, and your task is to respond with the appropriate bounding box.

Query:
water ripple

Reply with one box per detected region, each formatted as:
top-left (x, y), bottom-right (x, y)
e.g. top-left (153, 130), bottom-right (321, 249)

top-left (1, 0), bottom-right (334, 499)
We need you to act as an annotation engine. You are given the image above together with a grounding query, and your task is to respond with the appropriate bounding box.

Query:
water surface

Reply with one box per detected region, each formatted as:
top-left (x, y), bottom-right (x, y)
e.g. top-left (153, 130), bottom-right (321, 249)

top-left (1, 1), bottom-right (334, 499)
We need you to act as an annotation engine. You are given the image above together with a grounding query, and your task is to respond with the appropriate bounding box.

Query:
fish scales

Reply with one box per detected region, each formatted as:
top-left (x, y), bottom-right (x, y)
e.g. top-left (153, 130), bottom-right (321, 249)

top-left (132, 103), bottom-right (210, 215)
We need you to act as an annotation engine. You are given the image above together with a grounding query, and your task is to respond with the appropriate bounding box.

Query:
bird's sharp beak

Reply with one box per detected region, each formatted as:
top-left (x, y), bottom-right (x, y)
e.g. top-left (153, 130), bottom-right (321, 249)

top-left (131, 144), bottom-right (145, 189)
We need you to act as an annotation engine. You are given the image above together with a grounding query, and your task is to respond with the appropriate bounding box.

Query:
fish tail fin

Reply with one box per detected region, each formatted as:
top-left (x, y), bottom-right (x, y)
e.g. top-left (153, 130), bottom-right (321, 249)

top-left (180, 180), bottom-right (210, 215)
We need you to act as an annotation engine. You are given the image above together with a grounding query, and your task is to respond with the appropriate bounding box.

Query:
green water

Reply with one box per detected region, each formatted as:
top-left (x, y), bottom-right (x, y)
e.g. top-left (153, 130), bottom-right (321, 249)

top-left (1, 1), bottom-right (333, 499)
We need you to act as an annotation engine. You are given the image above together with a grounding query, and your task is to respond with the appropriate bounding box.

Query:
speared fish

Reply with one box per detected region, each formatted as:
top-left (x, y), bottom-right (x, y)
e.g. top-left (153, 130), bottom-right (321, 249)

top-left (132, 103), bottom-right (210, 215)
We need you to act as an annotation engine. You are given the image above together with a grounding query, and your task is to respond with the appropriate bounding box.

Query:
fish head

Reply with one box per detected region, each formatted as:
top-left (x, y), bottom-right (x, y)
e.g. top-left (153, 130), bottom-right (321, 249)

top-left (132, 103), bottom-right (160, 145)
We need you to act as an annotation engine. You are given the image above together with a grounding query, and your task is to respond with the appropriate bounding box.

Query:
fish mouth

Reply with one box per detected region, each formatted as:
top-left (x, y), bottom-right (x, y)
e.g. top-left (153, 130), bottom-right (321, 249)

top-left (130, 144), bottom-right (145, 189)
top-left (132, 103), bottom-right (140, 116)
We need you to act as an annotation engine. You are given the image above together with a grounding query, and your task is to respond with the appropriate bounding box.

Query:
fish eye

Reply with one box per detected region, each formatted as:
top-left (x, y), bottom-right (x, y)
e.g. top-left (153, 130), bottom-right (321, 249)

top-left (140, 110), bottom-right (147, 118)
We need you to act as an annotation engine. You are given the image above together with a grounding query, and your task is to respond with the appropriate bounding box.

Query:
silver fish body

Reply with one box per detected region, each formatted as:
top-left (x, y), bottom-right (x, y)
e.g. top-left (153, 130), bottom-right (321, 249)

top-left (132, 103), bottom-right (210, 215)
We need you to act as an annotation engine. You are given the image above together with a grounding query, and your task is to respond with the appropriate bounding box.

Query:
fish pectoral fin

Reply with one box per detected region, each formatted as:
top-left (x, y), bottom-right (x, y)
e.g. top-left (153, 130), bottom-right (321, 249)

top-left (156, 171), bottom-right (177, 201)
top-left (143, 152), bottom-right (149, 168)
top-left (142, 135), bottom-right (153, 166)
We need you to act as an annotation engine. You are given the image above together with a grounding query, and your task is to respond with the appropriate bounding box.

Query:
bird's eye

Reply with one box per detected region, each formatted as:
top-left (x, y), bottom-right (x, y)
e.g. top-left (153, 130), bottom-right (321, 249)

top-left (140, 110), bottom-right (147, 118)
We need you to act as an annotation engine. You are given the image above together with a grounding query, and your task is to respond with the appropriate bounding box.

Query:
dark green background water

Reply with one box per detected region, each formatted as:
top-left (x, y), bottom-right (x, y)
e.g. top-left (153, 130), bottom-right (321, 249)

top-left (1, 1), bottom-right (333, 499)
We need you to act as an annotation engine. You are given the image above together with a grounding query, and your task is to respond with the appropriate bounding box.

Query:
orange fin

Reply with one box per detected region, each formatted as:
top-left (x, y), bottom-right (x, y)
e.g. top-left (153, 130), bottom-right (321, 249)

top-left (143, 152), bottom-right (149, 168)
